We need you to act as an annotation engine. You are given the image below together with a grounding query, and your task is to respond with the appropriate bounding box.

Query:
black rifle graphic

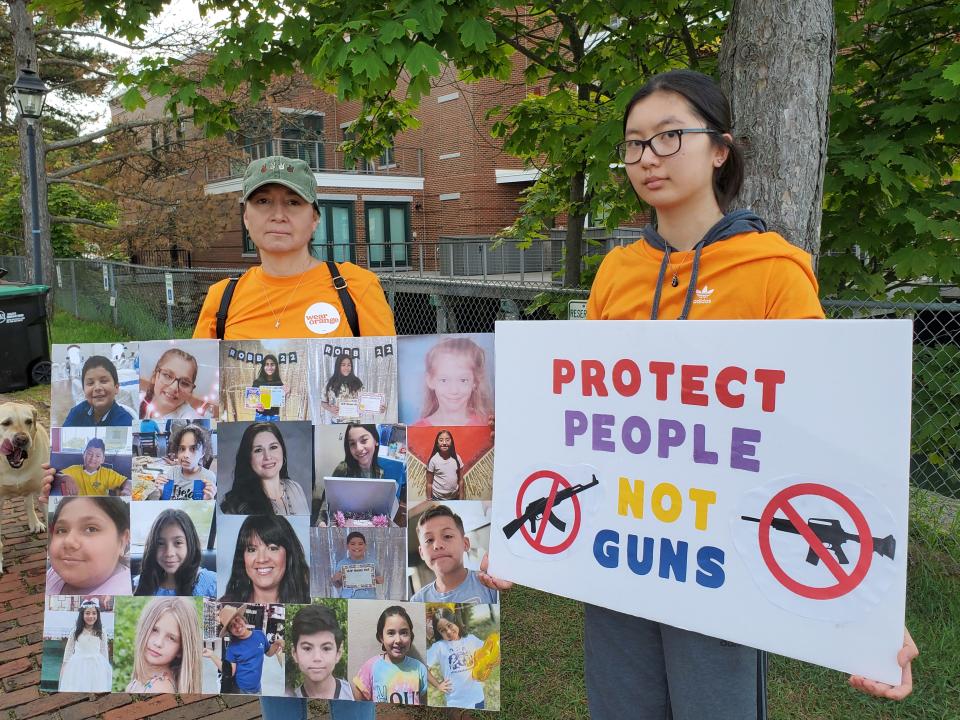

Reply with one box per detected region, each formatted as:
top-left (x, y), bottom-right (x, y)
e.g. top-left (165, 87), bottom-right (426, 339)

top-left (503, 474), bottom-right (600, 539)
top-left (741, 515), bottom-right (896, 566)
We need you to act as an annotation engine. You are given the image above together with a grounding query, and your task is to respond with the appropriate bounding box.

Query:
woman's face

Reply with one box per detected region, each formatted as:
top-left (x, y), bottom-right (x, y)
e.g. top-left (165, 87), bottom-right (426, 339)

top-left (346, 427), bottom-right (376, 470)
top-left (242, 532), bottom-right (287, 599)
top-left (176, 431), bottom-right (203, 473)
top-left (436, 617), bottom-right (461, 642)
top-left (264, 359), bottom-right (277, 377)
top-left (151, 356), bottom-right (196, 414)
top-left (338, 356), bottom-right (352, 376)
top-left (623, 90), bottom-right (728, 213)
top-left (249, 430), bottom-right (284, 480)
top-left (242, 184), bottom-right (319, 256)
top-left (156, 522), bottom-right (188, 577)
top-left (83, 366), bottom-right (119, 414)
top-left (50, 499), bottom-right (128, 591)
top-left (83, 607), bottom-right (99, 627)
top-left (144, 611), bottom-right (182, 669)
top-left (380, 614), bottom-right (412, 662)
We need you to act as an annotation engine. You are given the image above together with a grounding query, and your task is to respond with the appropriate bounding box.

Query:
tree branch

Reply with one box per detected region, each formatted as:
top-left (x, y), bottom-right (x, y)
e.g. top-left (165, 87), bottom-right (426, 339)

top-left (46, 116), bottom-right (190, 150)
top-left (51, 215), bottom-right (116, 230)
top-left (46, 149), bottom-right (158, 179)
top-left (47, 178), bottom-right (182, 207)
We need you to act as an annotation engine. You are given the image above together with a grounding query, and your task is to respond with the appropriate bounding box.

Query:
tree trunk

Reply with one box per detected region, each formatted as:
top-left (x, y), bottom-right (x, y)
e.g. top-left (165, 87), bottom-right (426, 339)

top-left (718, 0), bottom-right (835, 260)
top-left (10, 0), bottom-right (53, 299)
top-left (564, 168), bottom-right (586, 288)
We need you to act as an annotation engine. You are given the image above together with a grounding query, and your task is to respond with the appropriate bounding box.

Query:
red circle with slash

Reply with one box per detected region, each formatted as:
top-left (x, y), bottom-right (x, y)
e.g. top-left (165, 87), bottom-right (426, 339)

top-left (758, 482), bottom-right (873, 600)
top-left (514, 470), bottom-right (582, 555)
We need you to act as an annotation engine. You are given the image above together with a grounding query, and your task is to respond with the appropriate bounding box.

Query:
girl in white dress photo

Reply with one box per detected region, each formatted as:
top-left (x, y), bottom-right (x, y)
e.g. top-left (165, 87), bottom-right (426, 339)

top-left (59, 599), bottom-right (113, 692)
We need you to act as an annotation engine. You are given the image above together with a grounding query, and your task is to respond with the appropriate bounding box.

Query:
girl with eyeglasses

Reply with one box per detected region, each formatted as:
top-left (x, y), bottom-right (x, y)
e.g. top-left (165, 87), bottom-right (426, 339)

top-left (587, 69), bottom-right (916, 720)
top-left (140, 348), bottom-right (212, 421)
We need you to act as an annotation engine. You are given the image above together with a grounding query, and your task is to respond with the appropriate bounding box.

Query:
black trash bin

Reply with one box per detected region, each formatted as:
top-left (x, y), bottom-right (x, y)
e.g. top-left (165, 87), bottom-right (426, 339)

top-left (0, 283), bottom-right (51, 392)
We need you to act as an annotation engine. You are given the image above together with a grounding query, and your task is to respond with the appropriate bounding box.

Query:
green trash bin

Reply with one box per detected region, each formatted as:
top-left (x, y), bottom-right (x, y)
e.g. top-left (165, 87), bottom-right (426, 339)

top-left (0, 283), bottom-right (51, 392)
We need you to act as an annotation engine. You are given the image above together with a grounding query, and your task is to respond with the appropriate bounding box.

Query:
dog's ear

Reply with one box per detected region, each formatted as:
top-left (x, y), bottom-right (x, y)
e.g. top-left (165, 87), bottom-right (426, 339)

top-left (31, 406), bottom-right (38, 428)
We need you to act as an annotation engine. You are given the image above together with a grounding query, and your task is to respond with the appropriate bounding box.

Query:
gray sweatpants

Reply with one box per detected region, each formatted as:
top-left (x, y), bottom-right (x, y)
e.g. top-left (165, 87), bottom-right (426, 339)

top-left (584, 604), bottom-right (767, 720)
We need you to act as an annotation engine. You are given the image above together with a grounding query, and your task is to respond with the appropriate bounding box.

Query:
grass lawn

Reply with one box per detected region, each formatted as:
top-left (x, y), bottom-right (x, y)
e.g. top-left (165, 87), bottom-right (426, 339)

top-left (16, 310), bottom-right (960, 719)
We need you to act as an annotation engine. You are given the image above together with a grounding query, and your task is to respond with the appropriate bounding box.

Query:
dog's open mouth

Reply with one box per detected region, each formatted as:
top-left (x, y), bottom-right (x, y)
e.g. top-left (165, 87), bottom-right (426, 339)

top-left (0, 439), bottom-right (27, 469)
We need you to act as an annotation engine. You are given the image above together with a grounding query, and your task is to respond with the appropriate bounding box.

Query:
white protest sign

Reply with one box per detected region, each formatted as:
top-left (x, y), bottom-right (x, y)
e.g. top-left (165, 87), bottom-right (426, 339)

top-left (489, 319), bottom-right (912, 684)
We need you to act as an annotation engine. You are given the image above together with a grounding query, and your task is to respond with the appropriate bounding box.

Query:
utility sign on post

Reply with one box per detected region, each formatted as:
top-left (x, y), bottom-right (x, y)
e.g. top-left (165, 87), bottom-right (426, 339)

top-left (568, 300), bottom-right (587, 320)
top-left (165, 273), bottom-right (174, 306)
top-left (101, 264), bottom-right (109, 291)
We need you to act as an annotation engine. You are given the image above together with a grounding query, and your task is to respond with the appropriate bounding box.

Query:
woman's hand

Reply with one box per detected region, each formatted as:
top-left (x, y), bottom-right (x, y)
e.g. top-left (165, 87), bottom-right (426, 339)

top-left (438, 678), bottom-right (453, 693)
top-left (38, 463), bottom-right (56, 502)
top-left (477, 552), bottom-right (513, 592)
top-left (848, 628), bottom-right (917, 700)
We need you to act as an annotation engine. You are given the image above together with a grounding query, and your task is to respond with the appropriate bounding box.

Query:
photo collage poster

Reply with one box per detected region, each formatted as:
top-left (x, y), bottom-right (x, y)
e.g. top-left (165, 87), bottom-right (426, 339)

top-left (41, 334), bottom-right (501, 709)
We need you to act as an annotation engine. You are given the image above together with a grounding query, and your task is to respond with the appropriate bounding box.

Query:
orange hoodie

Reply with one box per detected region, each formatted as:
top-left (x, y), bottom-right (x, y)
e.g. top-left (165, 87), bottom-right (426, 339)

top-left (587, 230), bottom-right (824, 321)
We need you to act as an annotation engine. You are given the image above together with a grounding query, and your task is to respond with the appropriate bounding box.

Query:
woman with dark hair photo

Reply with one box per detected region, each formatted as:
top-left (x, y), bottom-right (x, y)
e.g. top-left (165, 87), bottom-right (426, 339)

top-left (133, 508), bottom-right (217, 598)
top-left (59, 600), bottom-right (113, 692)
top-left (220, 514), bottom-right (310, 604)
top-left (321, 355), bottom-right (364, 423)
top-left (253, 354), bottom-right (286, 421)
top-left (220, 422), bottom-right (310, 515)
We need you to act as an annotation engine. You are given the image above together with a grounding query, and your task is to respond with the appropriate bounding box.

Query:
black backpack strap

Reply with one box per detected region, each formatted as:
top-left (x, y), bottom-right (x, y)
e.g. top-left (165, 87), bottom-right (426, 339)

top-left (327, 260), bottom-right (360, 337)
top-left (215, 273), bottom-right (243, 339)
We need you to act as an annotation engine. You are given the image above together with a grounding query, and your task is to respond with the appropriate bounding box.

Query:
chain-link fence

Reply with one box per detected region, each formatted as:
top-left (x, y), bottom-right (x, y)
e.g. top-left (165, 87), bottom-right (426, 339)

top-left (1, 253), bottom-right (957, 556)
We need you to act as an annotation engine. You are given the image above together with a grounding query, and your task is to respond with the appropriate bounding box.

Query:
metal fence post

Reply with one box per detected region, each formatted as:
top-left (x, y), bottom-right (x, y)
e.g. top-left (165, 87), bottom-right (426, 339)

top-left (70, 261), bottom-right (78, 315)
top-left (110, 263), bottom-right (119, 326)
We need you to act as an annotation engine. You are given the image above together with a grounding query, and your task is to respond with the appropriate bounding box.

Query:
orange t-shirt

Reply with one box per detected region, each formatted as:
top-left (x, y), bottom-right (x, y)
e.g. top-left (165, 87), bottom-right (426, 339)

top-left (193, 263), bottom-right (397, 339)
top-left (587, 231), bottom-right (825, 321)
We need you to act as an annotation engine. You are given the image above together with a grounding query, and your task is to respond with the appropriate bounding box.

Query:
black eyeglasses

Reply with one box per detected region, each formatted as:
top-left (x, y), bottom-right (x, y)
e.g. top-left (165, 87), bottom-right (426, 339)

top-left (615, 128), bottom-right (718, 164)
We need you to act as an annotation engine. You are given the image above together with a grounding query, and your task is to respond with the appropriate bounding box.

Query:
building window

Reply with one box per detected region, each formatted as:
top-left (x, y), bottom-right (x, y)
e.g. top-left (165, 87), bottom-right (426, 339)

top-left (279, 114), bottom-right (324, 170)
top-left (342, 126), bottom-right (394, 172)
top-left (365, 202), bottom-right (409, 268)
top-left (312, 200), bottom-right (355, 262)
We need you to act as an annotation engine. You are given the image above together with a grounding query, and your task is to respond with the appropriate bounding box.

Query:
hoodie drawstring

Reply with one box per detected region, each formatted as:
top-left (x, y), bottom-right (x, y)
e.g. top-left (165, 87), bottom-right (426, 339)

top-left (650, 246), bottom-right (671, 320)
top-left (650, 241), bottom-right (705, 320)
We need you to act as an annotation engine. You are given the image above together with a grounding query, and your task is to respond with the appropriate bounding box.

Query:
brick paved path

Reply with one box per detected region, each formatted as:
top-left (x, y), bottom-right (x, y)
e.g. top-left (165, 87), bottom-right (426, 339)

top-left (0, 498), bottom-right (470, 720)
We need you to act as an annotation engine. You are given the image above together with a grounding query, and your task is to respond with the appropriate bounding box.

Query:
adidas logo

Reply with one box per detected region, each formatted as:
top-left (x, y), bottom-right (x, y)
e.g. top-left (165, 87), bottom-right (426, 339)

top-left (693, 285), bottom-right (715, 304)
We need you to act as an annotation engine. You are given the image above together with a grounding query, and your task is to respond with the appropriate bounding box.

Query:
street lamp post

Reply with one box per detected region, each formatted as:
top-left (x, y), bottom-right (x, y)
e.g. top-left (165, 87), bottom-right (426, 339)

top-left (11, 67), bottom-right (49, 286)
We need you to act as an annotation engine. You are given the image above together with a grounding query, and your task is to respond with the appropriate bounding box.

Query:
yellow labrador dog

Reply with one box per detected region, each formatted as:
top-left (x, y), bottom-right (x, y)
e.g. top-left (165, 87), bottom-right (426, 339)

top-left (0, 402), bottom-right (48, 573)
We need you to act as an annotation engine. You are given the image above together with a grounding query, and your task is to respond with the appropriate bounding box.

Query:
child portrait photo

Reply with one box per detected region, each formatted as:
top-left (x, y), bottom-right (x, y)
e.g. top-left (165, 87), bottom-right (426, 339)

top-left (139, 340), bottom-right (219, 422)
top-left (50, 342), bottom-right (140, 428)
top-left (219, 340), bottom-right (310, 422)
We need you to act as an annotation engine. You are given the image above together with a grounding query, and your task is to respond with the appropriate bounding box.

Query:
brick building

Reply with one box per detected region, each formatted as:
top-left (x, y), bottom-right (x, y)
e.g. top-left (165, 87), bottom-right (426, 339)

top-left (111, 60), bottom-right (545, 271)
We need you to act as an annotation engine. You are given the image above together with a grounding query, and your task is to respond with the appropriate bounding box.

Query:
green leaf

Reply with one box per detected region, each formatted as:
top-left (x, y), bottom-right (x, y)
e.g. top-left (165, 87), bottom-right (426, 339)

top-left (404, 41), bottom-right (442, 76)
top-left (943, 60), bottom-right (960, 85)
top-left (459, 17), bottom-right (495, 49)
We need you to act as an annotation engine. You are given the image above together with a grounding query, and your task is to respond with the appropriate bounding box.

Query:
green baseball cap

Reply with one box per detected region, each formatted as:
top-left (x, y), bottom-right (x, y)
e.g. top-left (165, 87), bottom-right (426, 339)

top-left (240, 155), bottom-right (317, 204)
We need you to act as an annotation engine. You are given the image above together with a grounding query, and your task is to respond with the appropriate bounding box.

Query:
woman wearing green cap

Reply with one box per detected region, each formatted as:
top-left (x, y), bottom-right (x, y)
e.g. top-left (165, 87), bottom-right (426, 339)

top-left (195, 155), bottom-right (389, 720)
top-left (193, 155), bottom-right (396, 341)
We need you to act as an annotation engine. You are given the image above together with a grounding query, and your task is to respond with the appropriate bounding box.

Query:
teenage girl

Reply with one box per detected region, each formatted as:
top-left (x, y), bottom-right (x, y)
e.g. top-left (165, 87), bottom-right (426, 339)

top-left (352, 605), bottom-right (431, 704)
top-left (126, 596), bottom-right (202, 693)
top-left (253, 354), bottom-right (286, 421)
top-left (133, 508), bottom-right (217, 598)
top-left (425, 430), bottom-right (463, 501)
top-left (59, 600), bottom-right (113, 692)
top-left (584, 69), bottom-right (917, 720)
top-left (414, 338), bottom-right (493, 427)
